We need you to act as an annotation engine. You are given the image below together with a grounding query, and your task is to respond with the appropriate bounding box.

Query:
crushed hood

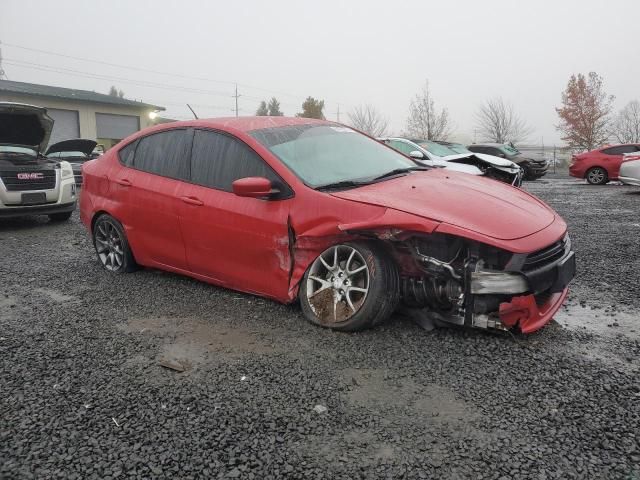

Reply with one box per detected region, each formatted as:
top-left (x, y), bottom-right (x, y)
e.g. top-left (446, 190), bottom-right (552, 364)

top-left (331, 169), bottom-right (556, 241)
top-left (0, 102), bottom-right (53, 153)
top-left (46, 139), bottom-right (97, 156)
top-left (443, 152), bottom-right (520, 170)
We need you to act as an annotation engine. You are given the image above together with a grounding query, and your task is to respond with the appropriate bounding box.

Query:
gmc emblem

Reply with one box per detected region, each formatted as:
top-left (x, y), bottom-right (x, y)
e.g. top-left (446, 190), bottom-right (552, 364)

top-left (17, 172), bottom-right (44, 180)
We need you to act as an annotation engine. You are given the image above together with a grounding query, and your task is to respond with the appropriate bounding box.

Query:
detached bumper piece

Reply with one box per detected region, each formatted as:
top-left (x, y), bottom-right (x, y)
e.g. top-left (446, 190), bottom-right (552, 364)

top-left (467, 247), bottom-right (575, 333)
top-left (499, 288), bottom-right (569, 334)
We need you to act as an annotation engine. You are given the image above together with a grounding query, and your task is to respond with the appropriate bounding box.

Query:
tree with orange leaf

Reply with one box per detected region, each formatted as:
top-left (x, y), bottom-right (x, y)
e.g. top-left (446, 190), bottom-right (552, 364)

top-left (556, 72), bottom-right (614, 151)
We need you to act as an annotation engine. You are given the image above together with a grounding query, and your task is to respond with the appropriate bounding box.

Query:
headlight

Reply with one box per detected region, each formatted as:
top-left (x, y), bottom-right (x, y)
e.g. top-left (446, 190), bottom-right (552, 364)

top-left (60, 164), bottom-right (74, 179)
top-left (470, 269), bottom-right (529, 294)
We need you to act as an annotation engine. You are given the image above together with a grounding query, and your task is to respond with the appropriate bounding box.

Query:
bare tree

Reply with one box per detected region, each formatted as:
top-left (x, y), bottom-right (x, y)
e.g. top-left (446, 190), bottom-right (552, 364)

top-left (108, 85), bottom-right (125, 98)
top-left (406, 81), bottom-right (452, 140)
top-left (612, 100), bottom-right (640, 144)
top-left (556, 72), bottom-right (614, 150)
top-left (475, 97), bottom-right (532, 144)
top-left (347, 104), bottom-right (389, 137)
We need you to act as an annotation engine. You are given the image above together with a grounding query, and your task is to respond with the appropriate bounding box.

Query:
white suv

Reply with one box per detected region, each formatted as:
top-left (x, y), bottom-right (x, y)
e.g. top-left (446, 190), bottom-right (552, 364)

top-left (0, 103), bottom-right (77, 221)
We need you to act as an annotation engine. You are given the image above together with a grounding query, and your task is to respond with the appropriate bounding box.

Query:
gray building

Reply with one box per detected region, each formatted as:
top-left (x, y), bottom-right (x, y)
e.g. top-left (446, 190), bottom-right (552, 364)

top-left (0, 80), bottom-right (165, 149)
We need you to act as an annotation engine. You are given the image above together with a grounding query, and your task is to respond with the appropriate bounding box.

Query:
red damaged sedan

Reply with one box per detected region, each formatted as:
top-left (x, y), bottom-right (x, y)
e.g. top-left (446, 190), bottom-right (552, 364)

top-left (80, 117), bottom-right (575, 334)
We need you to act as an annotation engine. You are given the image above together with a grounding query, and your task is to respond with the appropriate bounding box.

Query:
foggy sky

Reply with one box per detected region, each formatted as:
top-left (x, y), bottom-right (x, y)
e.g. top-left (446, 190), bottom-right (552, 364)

top-left (2, 0), bottom-right (639, 144)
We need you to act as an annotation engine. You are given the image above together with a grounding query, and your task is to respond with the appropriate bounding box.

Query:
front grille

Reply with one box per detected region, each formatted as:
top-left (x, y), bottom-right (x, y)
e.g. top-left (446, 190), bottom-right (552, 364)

top-left (523, 237), bottom-right (568, 271)
top-left (0, 170), bottom-right (57, 191)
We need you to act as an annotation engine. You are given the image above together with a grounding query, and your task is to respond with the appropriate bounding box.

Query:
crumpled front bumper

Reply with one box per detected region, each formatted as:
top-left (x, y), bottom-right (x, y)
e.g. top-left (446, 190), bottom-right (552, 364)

top-left (499, 287), bottom-right (569, 333)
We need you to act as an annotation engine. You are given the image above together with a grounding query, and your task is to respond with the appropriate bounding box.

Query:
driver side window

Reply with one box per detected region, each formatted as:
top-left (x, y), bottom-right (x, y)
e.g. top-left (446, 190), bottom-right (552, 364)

top-left (390, 140), bottom-right (415, 155)
top-left (190, 130), bottom-right (279, 192)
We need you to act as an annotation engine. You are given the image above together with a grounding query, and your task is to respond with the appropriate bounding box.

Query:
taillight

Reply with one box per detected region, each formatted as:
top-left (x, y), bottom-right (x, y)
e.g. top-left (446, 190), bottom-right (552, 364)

top-left (622, 154), bottom-right (640, 163)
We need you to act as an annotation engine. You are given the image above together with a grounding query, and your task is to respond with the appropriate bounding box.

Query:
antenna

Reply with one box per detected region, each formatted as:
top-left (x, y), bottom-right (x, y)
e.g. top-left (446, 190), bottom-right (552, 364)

top-left (186, 103), bottom-right (199, 119)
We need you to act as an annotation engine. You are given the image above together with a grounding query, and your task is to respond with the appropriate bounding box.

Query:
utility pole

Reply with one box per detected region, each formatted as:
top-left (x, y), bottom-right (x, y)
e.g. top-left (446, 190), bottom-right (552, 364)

top-left (0, 41), bottom-right (7, 80)
top-left (232, 84), bottom-right (241, 117)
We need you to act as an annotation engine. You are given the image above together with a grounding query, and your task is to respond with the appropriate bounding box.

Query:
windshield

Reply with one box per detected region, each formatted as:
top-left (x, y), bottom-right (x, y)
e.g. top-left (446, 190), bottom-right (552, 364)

top-left (499, 144), bottom-right (521, 156)
top-left (47, 151), bottom-right (88, 158)
top-left (417, 140), bottom-right (458, 157)
top-left (0, 145), bottom-right (37, 156)
top-left (250, 124), bottom-right (417, 188)
top-left (446, 143), bottom-right (471, 154)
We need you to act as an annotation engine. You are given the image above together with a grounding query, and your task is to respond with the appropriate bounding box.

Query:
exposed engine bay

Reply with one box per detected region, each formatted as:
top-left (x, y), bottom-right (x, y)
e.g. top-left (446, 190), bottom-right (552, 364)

top-left (377, 231), bottom-right (574, 332)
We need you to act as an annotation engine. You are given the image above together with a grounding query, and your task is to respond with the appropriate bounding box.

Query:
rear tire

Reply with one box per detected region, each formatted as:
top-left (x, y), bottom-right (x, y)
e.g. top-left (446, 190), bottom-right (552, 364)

top-left (299, 242), bottom-right (399, 332)
top-left (586, 167), bottom-right (608, 185)
top-left (49, 212), bottom-right (72, 222)
top-left (93, 214), bottom-right (137, 273)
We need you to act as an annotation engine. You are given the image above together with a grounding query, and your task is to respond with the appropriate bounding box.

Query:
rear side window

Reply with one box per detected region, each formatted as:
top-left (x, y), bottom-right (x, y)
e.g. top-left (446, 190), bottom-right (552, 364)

top-left (468, 146), bottom-right (485, 154)
top-left (190, 130), bottom-right (278, 191)
top-left (134, 129), bottom-right (191, 180)
top-left (118, 139), bottom-right (138, 167)
top-left (602, 145), bottom-right (639, 155)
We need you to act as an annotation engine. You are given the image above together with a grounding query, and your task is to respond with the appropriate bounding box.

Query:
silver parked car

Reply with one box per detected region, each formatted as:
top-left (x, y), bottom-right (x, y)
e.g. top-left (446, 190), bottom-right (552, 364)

top-left (620, 152), bottom-right (640, 186)
top-left (379, 137), bottom-right (523, 186)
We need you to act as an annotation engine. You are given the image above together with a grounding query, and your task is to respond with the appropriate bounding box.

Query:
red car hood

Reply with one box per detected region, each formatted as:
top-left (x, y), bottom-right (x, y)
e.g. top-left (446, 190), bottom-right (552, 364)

top-left (331, 169), bottom-right (556, 240)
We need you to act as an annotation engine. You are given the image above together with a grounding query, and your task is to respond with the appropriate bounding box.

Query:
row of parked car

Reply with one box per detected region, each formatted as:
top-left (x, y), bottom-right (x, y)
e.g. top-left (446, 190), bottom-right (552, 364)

top-left (0, 101), bottom-right (577, 336)
top-left (379, 137), bottom-right (549, 186)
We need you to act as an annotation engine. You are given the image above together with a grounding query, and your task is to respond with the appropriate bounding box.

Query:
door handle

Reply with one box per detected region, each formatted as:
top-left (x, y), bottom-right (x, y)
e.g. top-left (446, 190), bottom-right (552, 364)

top-left (180, 196), bottom-right (204, 206)
top-left (115, 178), bottom-right (132, 187)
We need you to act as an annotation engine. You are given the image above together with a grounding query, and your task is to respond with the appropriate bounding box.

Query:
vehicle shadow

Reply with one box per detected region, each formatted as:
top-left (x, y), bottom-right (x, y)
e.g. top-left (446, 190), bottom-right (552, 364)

top-left (0, 216), bottom-right (61, 232)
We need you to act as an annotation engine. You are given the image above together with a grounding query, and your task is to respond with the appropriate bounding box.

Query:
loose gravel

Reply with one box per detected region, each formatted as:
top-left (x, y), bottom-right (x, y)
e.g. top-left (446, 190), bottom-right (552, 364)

top-left (1, 173), bottom-right (639, 479)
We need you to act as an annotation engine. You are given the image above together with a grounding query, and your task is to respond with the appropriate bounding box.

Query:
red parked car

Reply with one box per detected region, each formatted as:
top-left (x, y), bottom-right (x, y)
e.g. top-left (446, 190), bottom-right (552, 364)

top-left (80, 117), bottom-right (575, 334)
top-left (570, 144), bottom-right (640, 184)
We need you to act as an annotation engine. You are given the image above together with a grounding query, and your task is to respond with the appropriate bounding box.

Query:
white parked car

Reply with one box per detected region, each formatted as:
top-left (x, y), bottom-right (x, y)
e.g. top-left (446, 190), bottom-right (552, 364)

top-left (0, 102), bottom-right (77, 221)
top-left (379, 137), bottom-right (523, 186)
top-left (620, 152), bottom-right (640, 186)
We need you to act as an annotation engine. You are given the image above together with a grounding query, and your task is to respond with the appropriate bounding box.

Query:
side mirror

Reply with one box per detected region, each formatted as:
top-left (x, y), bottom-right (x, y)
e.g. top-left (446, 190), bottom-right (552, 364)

top-left (409, 150), bottom-right (425, 159)
top-left (232, 177), bottom-right (277, 198)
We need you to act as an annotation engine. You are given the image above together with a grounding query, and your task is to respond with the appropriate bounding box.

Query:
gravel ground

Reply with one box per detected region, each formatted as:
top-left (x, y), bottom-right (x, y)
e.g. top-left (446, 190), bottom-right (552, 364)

top-left (1, 174), bottom-right (639, 479)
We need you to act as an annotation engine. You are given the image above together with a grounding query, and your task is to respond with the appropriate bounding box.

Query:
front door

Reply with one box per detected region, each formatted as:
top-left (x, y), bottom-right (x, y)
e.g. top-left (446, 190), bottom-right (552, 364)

top-left (178, 129), bottom-right (292, 299)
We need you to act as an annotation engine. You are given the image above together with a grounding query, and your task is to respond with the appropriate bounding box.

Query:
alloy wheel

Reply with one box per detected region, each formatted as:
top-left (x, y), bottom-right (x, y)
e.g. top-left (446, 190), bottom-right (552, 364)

top-left (587, 168), bottom-right (606, 184)
top-left (305, 245), bottom-right (370, 323)
top-left (94, 220), bottom-right (125, 271)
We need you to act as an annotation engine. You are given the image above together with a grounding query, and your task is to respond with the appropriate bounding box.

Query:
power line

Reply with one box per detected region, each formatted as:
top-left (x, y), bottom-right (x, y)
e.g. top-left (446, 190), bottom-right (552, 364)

top-left (4, 58), bottom-right (233, 98)
top-left (3, 41), bottom-right (349, 109)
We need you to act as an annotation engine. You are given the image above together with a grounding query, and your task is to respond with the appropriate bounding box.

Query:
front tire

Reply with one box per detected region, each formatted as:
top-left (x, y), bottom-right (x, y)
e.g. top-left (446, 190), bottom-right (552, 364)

top-left (586, 167), bottom-right (608, 185)
top-left (299, 242), bottom-right (399, 332)
top-left (93, 214), bottom-right (137, 273)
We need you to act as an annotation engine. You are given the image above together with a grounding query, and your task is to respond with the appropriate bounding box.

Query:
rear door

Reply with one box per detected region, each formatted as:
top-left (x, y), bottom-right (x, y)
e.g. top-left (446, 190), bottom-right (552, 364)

top-left (124, 129), bottom-right (192, 270)
top-left (178, 129), bottom-right (292, 299)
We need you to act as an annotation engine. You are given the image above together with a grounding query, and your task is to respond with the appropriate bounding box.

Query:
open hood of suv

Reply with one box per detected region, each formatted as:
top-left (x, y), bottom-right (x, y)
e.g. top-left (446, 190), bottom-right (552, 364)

top-left (0, 102), bottom-right (53, 154)
top-left (46, 139), bottom-right (97, 157)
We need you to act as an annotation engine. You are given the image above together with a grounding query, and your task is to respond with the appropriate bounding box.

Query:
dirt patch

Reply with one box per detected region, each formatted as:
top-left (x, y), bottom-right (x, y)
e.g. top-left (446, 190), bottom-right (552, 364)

top-left (554, 302), bottom-right (640, 340)
top-left (34, 288), bottom-right (76, 304)
top-left (344, 368), bottom-right (475, 424)
top-left (299, 431), bottom-right (396, 468)
top-left (119, 316), bottom-right (279, 372)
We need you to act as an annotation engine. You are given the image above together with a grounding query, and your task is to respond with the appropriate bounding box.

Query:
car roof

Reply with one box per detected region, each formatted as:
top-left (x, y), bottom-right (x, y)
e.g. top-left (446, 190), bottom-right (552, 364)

top-left (156, 116), bottom-right (331, 133)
